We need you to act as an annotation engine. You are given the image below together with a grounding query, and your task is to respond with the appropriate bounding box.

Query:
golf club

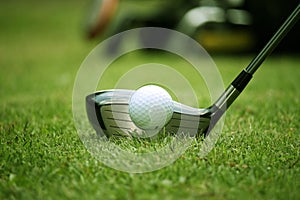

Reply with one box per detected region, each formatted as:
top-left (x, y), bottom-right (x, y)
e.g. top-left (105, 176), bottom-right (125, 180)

top-left (86, 4), bottom-right (300, 137)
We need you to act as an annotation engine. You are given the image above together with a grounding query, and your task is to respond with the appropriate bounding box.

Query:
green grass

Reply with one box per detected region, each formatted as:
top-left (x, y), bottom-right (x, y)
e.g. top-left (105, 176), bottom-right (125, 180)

top-left (1, 1), bottom-right (299, 199)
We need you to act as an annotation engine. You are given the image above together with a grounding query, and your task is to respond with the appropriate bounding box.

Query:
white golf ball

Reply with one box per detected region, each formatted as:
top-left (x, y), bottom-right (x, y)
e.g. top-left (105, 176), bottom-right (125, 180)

top-left (129, 85), bottom-right (174, 130)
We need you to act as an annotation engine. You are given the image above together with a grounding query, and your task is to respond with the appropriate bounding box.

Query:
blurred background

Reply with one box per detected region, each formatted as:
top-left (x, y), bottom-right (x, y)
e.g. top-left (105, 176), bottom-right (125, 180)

top-left (84, 0), bottom-right (300, 53)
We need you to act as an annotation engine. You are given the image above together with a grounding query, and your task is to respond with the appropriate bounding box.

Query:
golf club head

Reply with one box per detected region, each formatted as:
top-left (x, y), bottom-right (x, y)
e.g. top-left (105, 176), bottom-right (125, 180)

top-left (86, 89), bottom-right (212, 138)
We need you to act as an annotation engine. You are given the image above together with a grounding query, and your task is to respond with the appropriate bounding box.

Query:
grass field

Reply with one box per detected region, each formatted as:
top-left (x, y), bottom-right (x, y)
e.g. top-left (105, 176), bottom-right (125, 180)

top-left (1, 1), bottom-right (299, 199)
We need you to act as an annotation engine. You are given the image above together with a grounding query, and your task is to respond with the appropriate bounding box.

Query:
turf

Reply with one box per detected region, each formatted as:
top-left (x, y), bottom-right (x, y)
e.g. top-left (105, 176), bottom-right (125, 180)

top-left (0, 1), bottom-right (299, 200)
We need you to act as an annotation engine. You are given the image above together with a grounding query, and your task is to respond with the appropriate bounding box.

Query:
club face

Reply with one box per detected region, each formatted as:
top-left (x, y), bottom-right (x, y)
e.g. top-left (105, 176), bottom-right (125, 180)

top-left (86, 89), bottom-right (212, 137)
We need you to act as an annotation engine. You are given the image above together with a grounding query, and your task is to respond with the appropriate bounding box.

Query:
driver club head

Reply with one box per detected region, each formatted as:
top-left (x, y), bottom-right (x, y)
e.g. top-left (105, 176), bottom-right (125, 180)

top-left (86, 89), bottom-right (212, 137)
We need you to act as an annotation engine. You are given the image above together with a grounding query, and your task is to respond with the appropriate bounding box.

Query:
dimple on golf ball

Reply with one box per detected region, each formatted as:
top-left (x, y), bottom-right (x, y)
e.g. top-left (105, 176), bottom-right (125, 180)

top-left (129, 85), bottom-right (174, 130)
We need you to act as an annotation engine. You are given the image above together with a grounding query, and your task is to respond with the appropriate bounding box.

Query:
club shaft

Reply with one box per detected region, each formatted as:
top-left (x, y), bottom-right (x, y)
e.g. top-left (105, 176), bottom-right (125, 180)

top-left (246, 3), bottom-right (300, 75)
top-left (213, 4), bottom-right (300, 112)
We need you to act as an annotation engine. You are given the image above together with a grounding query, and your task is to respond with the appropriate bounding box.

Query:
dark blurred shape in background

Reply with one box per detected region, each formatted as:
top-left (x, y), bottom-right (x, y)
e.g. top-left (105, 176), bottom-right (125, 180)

top-left (84, 0), bottom-right (300, 53)
top-left (245, 0), bottom-right (299, 53)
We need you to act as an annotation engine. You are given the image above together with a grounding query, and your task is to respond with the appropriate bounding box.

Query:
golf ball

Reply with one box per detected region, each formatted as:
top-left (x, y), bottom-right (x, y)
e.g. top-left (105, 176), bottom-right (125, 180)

top-left (129, 85), bottom-right (174, 130)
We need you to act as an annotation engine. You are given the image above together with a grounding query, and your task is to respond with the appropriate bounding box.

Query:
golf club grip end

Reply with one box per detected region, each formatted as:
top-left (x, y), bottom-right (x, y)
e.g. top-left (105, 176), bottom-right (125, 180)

top-left (232, 70), bottom-right (252, 92)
